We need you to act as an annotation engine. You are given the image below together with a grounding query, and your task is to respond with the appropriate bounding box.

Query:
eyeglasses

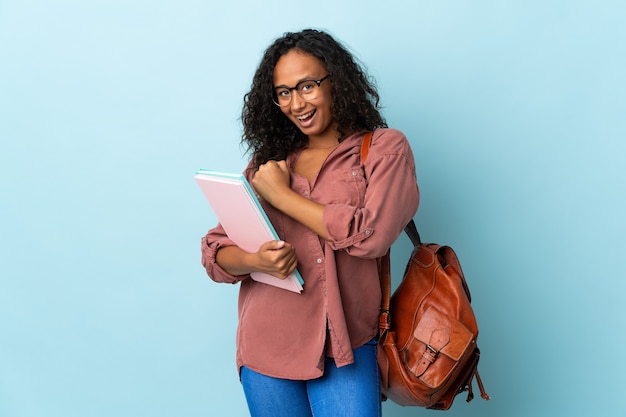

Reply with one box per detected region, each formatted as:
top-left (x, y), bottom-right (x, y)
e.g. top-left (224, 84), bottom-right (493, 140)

top-left (272, 75), bottom-right (331, 107)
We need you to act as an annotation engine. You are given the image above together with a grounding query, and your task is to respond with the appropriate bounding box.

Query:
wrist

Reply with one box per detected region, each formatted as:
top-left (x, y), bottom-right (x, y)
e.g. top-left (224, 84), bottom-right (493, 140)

top-left (269, 188), bottom-right (299, 212)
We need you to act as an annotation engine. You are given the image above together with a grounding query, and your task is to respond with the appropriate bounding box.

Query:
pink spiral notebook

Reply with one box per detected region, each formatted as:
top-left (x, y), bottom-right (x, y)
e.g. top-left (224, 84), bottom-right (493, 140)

top-left (195, 169), bottom-right (303, 293)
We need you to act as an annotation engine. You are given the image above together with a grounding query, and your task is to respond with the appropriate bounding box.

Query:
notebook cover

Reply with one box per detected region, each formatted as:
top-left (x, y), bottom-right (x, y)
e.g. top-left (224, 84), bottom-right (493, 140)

top-left (195, 170), bottom-right (303, 293)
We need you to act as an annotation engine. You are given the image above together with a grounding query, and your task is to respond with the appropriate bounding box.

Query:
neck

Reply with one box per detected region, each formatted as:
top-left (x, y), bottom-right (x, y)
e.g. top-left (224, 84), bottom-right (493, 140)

top-left (306, 141), bottom-right (339, 150)
top-left (306, 129), bottom-right (343, 150)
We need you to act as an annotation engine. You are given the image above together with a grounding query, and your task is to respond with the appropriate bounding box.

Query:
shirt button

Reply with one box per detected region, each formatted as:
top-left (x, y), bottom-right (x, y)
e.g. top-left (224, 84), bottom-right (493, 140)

top-left (365, 230), bottom-right (372, 235)
top-left (352, 171), bottom-right (357, 176)
top-left (316, 258), bottom-right (323, 264)
top-left (304, 190), bottom-right (309, 196)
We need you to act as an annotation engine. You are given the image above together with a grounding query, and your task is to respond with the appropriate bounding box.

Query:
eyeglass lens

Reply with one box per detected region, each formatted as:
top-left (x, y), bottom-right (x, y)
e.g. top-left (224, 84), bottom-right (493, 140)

top-left (273, 76), bottom-right (329, 106)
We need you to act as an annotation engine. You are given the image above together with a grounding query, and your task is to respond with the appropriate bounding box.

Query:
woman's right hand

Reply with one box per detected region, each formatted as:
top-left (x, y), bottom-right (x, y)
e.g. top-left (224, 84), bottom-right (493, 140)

top-left (253, 240), bottom-right (298, 279)
top-left (216, 240), bottom-right (297, 280)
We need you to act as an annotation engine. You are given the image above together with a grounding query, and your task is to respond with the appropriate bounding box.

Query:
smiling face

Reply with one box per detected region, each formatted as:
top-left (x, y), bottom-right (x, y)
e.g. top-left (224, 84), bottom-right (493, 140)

top-left (273, 49), bottom-right (338, 142)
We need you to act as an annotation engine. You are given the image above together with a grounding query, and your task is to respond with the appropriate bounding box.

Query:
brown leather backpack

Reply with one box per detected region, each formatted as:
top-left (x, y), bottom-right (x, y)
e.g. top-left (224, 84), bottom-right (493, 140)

top-left (361, 131), bottom-right (490, 410)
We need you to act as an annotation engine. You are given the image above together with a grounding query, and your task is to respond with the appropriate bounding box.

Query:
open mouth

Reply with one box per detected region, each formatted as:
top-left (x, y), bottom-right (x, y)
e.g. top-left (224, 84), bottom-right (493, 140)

top-left (297, 110), bottom-right (316, 122)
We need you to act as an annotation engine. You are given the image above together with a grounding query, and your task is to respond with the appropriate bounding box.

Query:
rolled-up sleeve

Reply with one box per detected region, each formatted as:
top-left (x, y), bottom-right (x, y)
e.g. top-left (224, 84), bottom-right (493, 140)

top-left (201, 224), bottom-right (249, 284)
top-left (324, 129), bottom-right (419, 258)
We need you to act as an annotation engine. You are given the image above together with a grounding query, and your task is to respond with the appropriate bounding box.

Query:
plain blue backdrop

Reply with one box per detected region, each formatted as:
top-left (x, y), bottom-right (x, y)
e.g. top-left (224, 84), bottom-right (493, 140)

top-left (1, 1), bottom-right (625, 416)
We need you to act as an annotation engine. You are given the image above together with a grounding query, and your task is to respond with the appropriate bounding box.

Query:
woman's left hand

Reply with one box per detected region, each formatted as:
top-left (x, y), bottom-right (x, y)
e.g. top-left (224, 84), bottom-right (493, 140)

top-left (251, 160), bottom-right (291, 206)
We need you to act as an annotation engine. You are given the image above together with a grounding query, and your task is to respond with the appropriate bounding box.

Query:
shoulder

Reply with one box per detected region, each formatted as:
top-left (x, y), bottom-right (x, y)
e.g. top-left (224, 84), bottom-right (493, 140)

top-left (243, 160), bottom-right (259, 182)
top-left (369, 128), bottom-right (414, 158)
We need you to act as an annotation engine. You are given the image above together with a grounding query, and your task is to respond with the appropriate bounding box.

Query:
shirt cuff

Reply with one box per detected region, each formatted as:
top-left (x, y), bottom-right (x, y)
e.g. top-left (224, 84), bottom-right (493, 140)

top-left (201, 236), bottom-right (248, 284)
top-left (323, 203), bottom-right (374, 250)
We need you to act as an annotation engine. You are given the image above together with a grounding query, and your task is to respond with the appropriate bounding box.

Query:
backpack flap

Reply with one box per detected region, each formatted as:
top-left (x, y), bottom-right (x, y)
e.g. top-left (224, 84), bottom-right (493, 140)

top-left (407, 306), bottom-right (475, 388)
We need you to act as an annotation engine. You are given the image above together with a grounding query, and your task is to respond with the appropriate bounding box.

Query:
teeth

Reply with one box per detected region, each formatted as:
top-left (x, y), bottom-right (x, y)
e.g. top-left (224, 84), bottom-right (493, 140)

top-left (297, 110), bottom-right (315, 120)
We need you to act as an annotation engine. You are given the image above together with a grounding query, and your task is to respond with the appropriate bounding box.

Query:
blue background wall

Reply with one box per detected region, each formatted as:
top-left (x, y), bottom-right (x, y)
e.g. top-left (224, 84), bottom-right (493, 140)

top-left (1, 1), bottom-right (625, 416)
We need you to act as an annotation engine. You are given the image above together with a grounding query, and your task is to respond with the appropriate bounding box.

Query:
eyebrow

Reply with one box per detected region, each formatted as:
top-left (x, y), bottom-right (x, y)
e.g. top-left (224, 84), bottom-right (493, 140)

top-left (274, 76), bottom-right (320, 89)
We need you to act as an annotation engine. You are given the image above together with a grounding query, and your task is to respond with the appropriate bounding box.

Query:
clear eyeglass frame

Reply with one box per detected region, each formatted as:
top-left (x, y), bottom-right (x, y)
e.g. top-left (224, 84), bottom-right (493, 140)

top-left (272, 75), bottom-right (330, 107)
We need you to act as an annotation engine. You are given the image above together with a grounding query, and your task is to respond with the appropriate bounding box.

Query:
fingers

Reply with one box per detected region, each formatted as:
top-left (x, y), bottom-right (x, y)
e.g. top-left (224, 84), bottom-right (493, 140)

top-left (276, 160), bottom-right (289, 173)
top-left (258, 240), bottom-right (297, 279)
top-left (271, 240), bottom-right (285, 249)
top-left (272, 250), bottom-right (298, 279)
top-left (256, 160), bottom-right (289, 180)
top-left (261, 239), bottom-right (286, 250)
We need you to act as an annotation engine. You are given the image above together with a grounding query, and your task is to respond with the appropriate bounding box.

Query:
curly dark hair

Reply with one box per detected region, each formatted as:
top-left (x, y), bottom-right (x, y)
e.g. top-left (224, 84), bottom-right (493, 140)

top-left (241, 29), bottom-right (387, 167)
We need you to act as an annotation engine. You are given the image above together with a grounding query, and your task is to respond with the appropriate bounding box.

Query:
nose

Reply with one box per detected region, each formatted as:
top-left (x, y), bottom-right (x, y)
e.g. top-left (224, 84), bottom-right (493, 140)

top-left (289, 92), bottom-right (306, 111)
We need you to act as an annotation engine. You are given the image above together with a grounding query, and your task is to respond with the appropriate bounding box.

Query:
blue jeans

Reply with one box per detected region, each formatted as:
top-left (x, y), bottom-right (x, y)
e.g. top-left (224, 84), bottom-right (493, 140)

top-left (240, 338), bottom-right (381, 417)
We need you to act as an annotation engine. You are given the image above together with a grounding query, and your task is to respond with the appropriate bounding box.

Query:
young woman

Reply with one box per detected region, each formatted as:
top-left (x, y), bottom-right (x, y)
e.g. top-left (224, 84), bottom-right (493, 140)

top-left (201, 29), bottom-right (419, 417)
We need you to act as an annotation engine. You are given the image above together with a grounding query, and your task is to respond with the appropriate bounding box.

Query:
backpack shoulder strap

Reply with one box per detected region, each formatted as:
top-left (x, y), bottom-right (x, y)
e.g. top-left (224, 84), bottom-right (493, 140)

top-left (360, 131), bottom-right (374, 163)
top-left (358, 131), bottom-right (391, 329)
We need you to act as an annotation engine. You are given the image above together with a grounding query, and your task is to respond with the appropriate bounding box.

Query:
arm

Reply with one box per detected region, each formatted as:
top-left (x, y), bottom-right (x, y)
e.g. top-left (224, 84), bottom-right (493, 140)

top-left (322, 129), bottom-right (420, 257)
top-left (251, 160), bottom-right (330, 240)
top-left (251, 130), bottom-right (419, 258)
top-left (201, 223), bottom-right (298, 282)
top-left (216, 240), bottom-right (298, 279)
